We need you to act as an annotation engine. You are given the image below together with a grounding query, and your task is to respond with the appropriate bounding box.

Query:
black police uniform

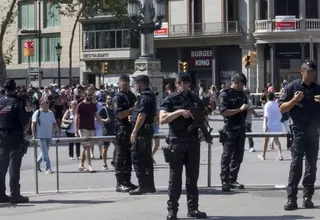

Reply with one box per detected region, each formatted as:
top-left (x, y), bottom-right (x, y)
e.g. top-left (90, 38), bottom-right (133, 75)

top-left (130, 83), bottom-right (157, 195)
top-left (160, 88), bottom-right (207, 220)
top-left (112, 77), bottom-right (137, 192)
top-left (218, 76), bottom-right (247, 192)
top-left (0, 79), bottom-right (30, 203)
top-left (279, 77), bottom-right (320, 210)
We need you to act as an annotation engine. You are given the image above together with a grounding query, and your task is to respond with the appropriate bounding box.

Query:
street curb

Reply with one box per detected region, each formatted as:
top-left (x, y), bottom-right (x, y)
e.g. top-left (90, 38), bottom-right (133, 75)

top-left (21, 184), bottom-right (320, 196)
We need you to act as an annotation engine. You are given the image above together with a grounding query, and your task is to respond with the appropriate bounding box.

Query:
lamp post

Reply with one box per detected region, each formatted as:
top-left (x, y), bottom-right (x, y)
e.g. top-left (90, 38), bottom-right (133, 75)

top-left (55, 43), bottom-right (62, 88)
top-left (127, 0), bottom-right (166, 100)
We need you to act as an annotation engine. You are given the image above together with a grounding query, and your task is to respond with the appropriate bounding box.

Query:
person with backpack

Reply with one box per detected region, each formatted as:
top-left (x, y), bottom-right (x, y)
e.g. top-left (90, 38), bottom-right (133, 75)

top-left (31, 97), bottom-right (61, 174)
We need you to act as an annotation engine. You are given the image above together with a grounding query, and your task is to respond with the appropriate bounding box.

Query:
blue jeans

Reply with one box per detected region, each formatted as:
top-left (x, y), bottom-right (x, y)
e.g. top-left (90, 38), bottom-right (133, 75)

top-left (37, 139), bottom-right (52, 171)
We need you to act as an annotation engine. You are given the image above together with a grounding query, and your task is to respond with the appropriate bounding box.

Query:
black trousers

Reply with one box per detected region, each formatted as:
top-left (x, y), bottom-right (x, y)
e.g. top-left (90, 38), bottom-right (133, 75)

top-left (220, 127), bottom-right (246, 183)
top-left (287, 125), bottom-right (319, 199)
top-left (0, 133), bottom-right (24, 198)
top-left (115, 127), bottom-right (132, 184)
top-left (167, 139), bottom-right (200, 212)
top-left (65, 132), bottom-right (80, 158)
top-left (131, 135), bottom-right (154, 187)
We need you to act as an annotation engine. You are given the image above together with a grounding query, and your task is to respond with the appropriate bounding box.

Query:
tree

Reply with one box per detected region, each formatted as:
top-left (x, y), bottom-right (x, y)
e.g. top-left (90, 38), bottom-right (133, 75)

top-left (0, 0), bottom-right (18, 85)
top-left (50, 0), bottom-right (128, 85)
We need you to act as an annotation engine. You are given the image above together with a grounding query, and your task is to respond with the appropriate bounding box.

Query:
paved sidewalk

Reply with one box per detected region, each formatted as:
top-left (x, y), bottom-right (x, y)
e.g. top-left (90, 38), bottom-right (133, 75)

top-left (1, 188), bottom-right (319, 220)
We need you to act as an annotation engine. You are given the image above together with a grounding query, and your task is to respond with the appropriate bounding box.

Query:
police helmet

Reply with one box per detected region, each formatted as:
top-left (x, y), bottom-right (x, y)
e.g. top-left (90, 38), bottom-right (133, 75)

top-left (3, 78), bottom-right (16, 91)
top-left (231, 73), bottom-right (247, 86)
top-left (176, 73), bottom-right (191, 83)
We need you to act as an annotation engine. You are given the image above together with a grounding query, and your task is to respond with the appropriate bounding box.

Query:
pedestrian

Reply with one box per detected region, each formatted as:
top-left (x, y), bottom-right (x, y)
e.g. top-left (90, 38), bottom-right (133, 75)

top-left (129, 75), bottom-right (157, 195)
top-left (279, 60), bottom-right (320, 210)
top-left (75, 89), bottom-right (104, 173)
top-left (0, 79), bottom-right (31, 204)
top-left (112, 75), bottom-right (137, 192)
top-left (32, 97), bottom-right (61, 174)
top-left (159, 73), bottom-right (207, 220)
top-left (218, 73), bottom-right (248, 192)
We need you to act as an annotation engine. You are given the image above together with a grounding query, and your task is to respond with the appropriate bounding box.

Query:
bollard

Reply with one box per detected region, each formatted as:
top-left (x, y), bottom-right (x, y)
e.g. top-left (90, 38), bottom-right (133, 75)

top-left (55, 143), bottom-right (60, 193)
top-left (207, 143), bottom-right (212, 187)
top-left (33, 140), bottom-right (39, 194)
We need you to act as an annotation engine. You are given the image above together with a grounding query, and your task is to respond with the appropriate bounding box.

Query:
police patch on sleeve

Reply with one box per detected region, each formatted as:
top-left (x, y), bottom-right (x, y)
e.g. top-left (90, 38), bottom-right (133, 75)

top-left (113, 102), bottom-right (118, 109)
top-left (220, 96), bottom-right (224, 104)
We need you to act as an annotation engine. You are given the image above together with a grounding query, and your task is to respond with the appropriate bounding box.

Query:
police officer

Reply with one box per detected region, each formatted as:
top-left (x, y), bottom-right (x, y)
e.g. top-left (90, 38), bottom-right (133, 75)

top-left (129, 75), bottom-right (157, 195)
top-left (112, 75), bottom-right (138, 192)
top-left (160, 73), bottom-right (207, 220)
top-left (218, 73), bottom-right (248, 192)
top-left (0, 79), bottom-right (30, 204)
top-left (279, 60), bottom-right (320, 210)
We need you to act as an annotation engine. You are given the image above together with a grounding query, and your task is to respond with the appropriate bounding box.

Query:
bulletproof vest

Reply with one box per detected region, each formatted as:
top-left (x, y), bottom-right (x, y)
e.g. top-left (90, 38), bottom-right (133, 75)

top-left (0, 96), bottom-right (19, 129)
top-left (114, 91), bottom-right (135, 126)
top-left (131, 90), bottom-right (157, 124)
top-left (223, 89), bottom-right (247, 124)
top-left (169, 92), bottom-right (198, 137)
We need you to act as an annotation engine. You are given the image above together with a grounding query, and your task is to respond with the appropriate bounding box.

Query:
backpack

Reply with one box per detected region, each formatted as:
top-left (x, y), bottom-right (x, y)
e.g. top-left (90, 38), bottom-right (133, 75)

top-left (27, 110), bottom-right (41, 136)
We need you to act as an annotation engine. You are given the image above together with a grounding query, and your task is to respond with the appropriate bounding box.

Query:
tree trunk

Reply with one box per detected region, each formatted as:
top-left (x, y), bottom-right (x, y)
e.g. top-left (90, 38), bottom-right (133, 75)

top-left (0, 0), bottom-right (17, 85)
top-left (68, 6), bottom-right (85, 86)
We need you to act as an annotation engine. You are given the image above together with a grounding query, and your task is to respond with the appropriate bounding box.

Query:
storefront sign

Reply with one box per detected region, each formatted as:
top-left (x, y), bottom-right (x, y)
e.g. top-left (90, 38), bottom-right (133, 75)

top-left (275, 16), bottom-right (296, 31)
top-left (154, 22), bottom-right (168, 38)
top-left (82, 53), bottom-right (109, 59)
top-left (220, 70), bottom-right (236, 85)
top-left (188, 49), bottom-right (212, 68)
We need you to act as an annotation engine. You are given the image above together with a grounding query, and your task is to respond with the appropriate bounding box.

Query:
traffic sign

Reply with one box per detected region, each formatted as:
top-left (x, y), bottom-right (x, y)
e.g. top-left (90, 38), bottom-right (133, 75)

top-left (24, 41), bottom-right (35, 57)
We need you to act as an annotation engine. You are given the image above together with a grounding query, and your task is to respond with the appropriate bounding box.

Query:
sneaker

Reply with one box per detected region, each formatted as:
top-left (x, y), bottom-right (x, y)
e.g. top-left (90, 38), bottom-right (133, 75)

top-left (45, 169), bottom-right (54, 174)
top-left (78, 165), bottom-right (88, 172)
top-left (258, 154), bottom-right (265, 160)
top-left (276, 155), bottom-right (284, 161)
top-left (249, 147), bottom-right (255, 152)
top-left (88, 165), bottom-right (96, 173)
top-left (70, 157), bottom-right (74, 160)
top-left (103, 164), bottom-right (108, 170)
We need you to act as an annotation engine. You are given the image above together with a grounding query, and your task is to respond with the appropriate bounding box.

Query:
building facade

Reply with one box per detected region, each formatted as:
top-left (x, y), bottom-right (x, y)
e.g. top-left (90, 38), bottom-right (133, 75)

top-left (4, 0), bottom-right (320, 92)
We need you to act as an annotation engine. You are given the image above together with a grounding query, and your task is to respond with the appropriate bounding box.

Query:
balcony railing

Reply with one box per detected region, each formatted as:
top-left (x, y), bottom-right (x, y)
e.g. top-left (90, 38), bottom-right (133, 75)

top-left (167, 21), bottom-right (239, 38)
top-left (255, 19), bottom-right (320, 33)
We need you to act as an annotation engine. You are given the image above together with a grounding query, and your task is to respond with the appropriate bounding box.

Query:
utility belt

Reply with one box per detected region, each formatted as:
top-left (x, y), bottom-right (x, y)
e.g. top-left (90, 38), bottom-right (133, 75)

top-left (224, 123), bottom-right (245, 131)
top-left (115, 125), bottom-right (132, 136)
top-left (166, 135), bottom-right (198, 145)
top-left (137, 124), bottom-right (153, 136)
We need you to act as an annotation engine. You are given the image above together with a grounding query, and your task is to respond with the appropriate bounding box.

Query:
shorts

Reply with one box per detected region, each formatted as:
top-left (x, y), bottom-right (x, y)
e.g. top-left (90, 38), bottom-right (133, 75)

top-left (79, 129), bottom-right (95, 148)
top-left (95, 127), bottom-right (103, 136)
top-left (104, 140), bottom-right (117, 148)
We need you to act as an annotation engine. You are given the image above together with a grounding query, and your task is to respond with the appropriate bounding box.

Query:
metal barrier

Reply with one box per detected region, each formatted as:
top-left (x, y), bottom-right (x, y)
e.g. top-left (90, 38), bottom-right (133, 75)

top-left (30, 132), bottom-right (289, 194)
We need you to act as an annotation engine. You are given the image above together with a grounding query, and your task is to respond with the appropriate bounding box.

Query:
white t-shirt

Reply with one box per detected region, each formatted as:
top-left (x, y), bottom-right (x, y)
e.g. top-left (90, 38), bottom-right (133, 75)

top-left (263, 101), bottom-right (282, 132)
top-left (32, 110), bottom-right (56, 139)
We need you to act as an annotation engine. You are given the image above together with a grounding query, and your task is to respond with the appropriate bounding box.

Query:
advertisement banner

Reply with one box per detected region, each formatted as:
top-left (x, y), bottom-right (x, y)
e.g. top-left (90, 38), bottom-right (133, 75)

top-left (23, 41), bottom-right (35, 57)
top-left (154, 22), bottom-right (168, 38)
top-left (275, 16), bottom-right (296, 31)
top-left (187, 48), bottom-right (212, 68)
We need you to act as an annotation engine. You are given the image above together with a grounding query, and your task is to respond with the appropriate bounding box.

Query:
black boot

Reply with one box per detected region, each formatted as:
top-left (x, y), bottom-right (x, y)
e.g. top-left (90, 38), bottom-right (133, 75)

top-left (302, 197), bottom-right (314, 209)
top-left (116, 175), bottom-right (130, 193)
top-left (9, 195), bottom-right (29, 204)
top-left (229, 181), bottom-right (244, 189)
top-left (167, 210), bottom-right (177, 220)
top-left (187, 210), bottom-right (207, 219)
top-left (0, 195), bottom-right (9, 203)
top-left (284, 197), bottom-right (298, 211)
top-left (123, 175), bottom-right (138, 191)
top-left (221, 182), bottom-right (231, 192)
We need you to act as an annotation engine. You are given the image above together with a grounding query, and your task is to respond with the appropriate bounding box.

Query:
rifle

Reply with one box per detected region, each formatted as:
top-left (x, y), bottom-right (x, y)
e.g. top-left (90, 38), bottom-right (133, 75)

top-left (189, 106), bottom-right (213, 143)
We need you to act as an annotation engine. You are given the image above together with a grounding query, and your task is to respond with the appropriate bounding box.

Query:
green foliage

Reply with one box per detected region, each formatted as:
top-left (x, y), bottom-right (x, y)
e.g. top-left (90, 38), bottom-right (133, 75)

top-left (4, 37), bottom-right (16, 65)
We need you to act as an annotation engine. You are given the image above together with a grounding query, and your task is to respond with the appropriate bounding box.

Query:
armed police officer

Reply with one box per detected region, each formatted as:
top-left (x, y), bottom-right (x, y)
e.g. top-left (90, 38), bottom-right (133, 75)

top-left (160, 73), bottom-right (207, 220)
top-left (129, 75), bottom-right (157, 195)
top-left (279, 60), bottom-right (320, 211)
top-left (218, 73), bottom-right (248, 192)
top-left (0, 79), bottom-right (30, 204)
top-left (112, 75), bottom-right (138, 192)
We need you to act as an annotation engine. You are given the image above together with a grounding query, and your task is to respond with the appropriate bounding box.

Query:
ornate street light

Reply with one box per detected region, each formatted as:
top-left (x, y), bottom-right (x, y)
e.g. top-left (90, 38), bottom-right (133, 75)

top-left (55, 43), bottom-right (62, 88)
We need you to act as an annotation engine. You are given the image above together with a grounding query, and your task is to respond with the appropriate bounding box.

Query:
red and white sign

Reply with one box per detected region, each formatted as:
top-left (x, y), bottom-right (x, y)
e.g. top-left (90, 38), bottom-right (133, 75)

top-left (23, 41), bottom-right (35, 57)
top-left (188, 49), bottom-right (212, 68)
top-left (275, 16), bottom-right (296, 31)
top-left (154, 22), bottom-right (168, 38)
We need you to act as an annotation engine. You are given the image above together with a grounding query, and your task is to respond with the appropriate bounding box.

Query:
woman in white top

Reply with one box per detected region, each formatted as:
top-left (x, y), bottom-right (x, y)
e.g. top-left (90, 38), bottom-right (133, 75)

top-left (258, 93), bottom-right (284, 161)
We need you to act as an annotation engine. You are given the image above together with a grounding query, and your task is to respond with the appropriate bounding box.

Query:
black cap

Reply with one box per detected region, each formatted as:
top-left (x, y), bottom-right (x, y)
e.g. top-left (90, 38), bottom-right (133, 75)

top-left (119, 74), bottom-right (130, 81)
top-left (135, 75), bottom-right (150, 84)
top-left (3, 79), bottom-right (16, 91)
top-left (303, 60), bottom-right (316, 70)
top-left (176, 73), bottom-right (191, 83)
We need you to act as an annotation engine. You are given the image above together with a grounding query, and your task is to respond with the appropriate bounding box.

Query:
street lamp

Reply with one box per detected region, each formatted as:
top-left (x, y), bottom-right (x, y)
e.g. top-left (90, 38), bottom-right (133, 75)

top-left (127, 0), bottom-right (166, 100)
top-left (55, 43), bottom-right (62, 88)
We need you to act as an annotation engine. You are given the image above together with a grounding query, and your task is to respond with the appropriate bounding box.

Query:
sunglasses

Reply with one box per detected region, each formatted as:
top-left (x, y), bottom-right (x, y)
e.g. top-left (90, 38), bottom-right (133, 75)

top-left (107, 98), bottom-right (112, 100)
